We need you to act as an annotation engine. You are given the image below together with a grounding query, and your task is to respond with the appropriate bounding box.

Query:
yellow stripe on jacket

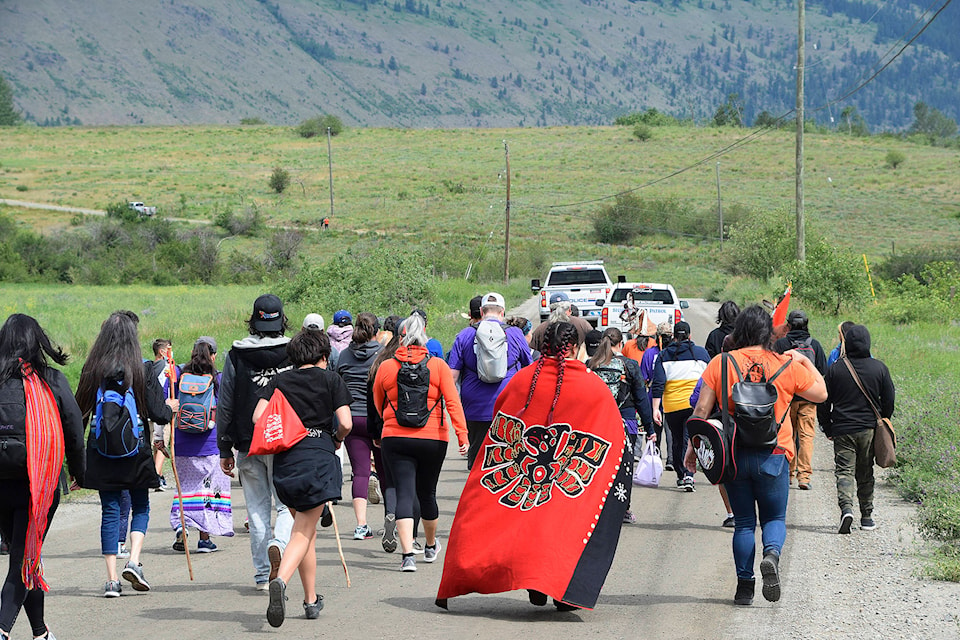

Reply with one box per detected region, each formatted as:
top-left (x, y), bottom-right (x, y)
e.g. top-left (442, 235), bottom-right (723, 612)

top-left (662, 359), bottom-right (707, 413)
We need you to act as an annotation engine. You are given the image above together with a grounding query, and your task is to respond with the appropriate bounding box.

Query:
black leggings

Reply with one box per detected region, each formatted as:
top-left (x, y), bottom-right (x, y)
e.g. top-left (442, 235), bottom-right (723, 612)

top-left (381, 438), bottom-right (448, 521)
top-left (0, 480), bottom-right (59, 636)
top-left (666, 408), bottom-right (694, 482)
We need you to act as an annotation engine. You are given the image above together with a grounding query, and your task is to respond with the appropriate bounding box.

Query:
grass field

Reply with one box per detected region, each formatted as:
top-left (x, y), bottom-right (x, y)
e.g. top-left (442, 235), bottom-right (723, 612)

top-left (2, 124), bottom-right (959, 290)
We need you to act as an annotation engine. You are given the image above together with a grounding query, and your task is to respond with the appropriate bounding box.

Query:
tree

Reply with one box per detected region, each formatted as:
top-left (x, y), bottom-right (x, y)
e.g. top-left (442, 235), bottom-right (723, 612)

top-left (269, 167), bottom-right (290, 194)
top-left (839, 106), bottom-right (869, 137)
top-left (909, 101), bottom-right (958, 144)
top-left (712, 93), bottom-right (743, 127)
top-left (0, 73), bottom-right (22, 126)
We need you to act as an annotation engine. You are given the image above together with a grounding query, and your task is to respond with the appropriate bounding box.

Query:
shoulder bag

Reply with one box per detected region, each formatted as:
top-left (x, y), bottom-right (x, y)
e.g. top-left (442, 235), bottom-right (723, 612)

top-left (841, 357), bottom-right (896, 468)
top-left (249, 388), bottom-right (307, 455)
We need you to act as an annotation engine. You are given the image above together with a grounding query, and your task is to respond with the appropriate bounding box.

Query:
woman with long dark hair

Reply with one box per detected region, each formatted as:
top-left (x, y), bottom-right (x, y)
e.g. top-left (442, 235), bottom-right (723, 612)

top-left (169, 337), bottom-right (233, 554)
top-left (686, 305), bottom-right (826, 606)
top-left (75, 311), bottom-right (178, 598)
top-left (0, 314), bottom-right (85, 640)
top-left (336, 312), bottom-right (383, 540)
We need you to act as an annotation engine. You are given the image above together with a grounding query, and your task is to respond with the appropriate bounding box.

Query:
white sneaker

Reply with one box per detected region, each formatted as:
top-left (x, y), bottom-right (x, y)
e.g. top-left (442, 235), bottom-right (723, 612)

top-left (117, 543), bottom-right (130, 559)
top-left (411, 540), bottom-right (425, 555)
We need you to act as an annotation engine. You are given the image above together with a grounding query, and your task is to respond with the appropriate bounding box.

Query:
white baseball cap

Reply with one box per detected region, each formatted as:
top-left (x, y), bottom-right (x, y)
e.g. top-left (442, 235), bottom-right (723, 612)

top-left (482, 292), bottom-right (505, 308)
top-left (302, 313), bottom-right (325, 330)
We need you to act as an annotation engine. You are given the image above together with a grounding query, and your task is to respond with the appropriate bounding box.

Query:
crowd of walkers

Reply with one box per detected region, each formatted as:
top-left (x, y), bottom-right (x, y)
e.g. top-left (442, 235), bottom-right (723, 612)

top-left (0, 290), bottom-right (895, 635)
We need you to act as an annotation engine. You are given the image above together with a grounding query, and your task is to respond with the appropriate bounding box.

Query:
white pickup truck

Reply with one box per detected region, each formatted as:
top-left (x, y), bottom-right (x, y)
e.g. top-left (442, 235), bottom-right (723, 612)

top-left (531, 261), bottom-right (615, 326)
top-left (128, 201), bottom-right (157, 217)
top-left (598, 280), bottom-right (688, 337)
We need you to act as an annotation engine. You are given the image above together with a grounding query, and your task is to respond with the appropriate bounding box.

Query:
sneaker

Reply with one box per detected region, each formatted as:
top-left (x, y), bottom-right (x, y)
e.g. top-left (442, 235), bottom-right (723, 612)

top-left (860, 517), bottom-right (877, 531)
top-left (381, 514), bottom-right (398, 553)
top-left (734, 578), bottom-right (755, 606)
top-left (623, 510), bottom-right (636, 524)
top-left (268, 542), bottom-right (282, 581)
top-left (759, 553), bottom-right (781, 602)
top-left (121, 561), bottom-right (151, 592)
top-left (255, 581), bottom-right (269, 591)
top-left (244, 517), bottom-right (249, 532)
top-left (400, 554), bottom-right (417, 572)
top-left (103, 580), bottom-right (122, 598)
top-left (838, 510), bottom-right (854, 535)
top-left (155, 475), bottom-right (168, 492)
top-left (368, 475), bottom-right (382, 505)
top-left (665, 462), bottom-right (675, 472)
top-left (35, 628), bottom-right (57, 640)
top-left (173, 529), bottom-right (185, 552)
top-left (197, 539), bottom-right (218, 553)
top-left (320, 504), bottom-right (333, 528)
top-left (411, 540), bottom-right (425, 555)
top-left (354, 524), bottom-right (373, 540)
top-left (303, 595), bottom-right (324, 619)
top-left (682, 476), bottom-right (695, 492)
top-left (798, 481), bottom-right (811, 490)
top-left (424, 539), bottom-right (441, 563)
top-left (528, 589), bottom-right (548, 606)
top-left (117, 543), bottom-right (130, 558)
top-left (266, 578), bottom-right (287, 628)
top-left (722, 515), bottom-right (736, 528)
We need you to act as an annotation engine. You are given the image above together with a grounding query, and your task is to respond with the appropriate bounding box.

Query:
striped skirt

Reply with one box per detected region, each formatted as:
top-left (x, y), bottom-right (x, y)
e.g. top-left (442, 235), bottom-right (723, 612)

top-left (169, 454), bottom-right (234, 537)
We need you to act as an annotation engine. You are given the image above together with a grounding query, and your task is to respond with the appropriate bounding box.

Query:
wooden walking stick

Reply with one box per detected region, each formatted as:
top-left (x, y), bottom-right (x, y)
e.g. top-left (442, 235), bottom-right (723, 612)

top-left (165, 353), bottom-right (194, 581)
top-left (328, 506), bottom-right (351, 587)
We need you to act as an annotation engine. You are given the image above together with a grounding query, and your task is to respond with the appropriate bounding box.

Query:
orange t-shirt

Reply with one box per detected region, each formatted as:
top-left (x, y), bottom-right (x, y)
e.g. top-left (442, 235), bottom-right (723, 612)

top-left (621, 336), bottom-right (652, 363)
top-left (700, 346), bottom-right (817, 461)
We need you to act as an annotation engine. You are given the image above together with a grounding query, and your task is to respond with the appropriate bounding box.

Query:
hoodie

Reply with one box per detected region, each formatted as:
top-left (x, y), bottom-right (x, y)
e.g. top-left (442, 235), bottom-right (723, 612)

top-left (327, 324), bottom-right (354, 354)
top-left (217, 335), bottom-right (292, 455)
top-left (774, 328), bottom-right (828, 375)
top-left (336, 340), bottom-right (383, 416)
top-left (817, 325), bottom-right (895, 438)
top-left (651, 340), bottom-right (711, 413)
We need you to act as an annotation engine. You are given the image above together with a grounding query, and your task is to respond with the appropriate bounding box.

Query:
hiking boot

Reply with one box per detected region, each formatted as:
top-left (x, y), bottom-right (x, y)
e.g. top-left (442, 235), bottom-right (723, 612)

top-left (320, 504), bottom-right (333, 528)
top-left (121, 561), bottom-right (151, 592)
top-left (303, 595), bottom-right (324, 619)
top-left (860, 517), bottom-right (877, 531)
top-left (172, 529), bottom-right (185, 552)
top-left (354, 524), bottom-right (373, 540)
top-left (400, 554), bottom-right (417, 572)
top-left (381, 514), bottom-right (398, 553)
top-left (759, 553), bottom-right (781, 602)
top-left (103, 580), bottom-right (122, 598)
top-left (682, 476), bottom-right (695, 492)
top-left (734, 578), bottom-right (755, 605)
top-left (623, 510), bottom-right (637, 524)
top-left (197, 539), bottom-right (218, 553)
top-left (268, 542), bottom-right (282, 581)
top-left (528, 590), bottom-right (548, 606)
top-left (267, 578), bottom-right (287, 628)
top-left (722, 515), bottom-right (735, 528)
top-left (838, 510), bottom-right (854, 534)
top-left (368, 475), bottom-right (382, 504)
top-left (424, 539), bottom-right (441, 563)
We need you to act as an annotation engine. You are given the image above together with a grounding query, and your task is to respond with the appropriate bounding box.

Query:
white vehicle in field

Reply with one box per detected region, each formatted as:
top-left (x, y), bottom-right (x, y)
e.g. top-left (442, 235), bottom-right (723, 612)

top-left (598, 281), bottom-right (688, 337)
top-left (531, 261), bottom-right (616, 326)
top-left (128, 201), bottom-right (157, 217)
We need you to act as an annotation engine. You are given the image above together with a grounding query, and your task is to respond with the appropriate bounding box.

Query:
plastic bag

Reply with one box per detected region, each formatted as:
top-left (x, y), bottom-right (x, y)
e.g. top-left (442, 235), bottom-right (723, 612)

top-left (633, 438), bottom-right (663, 487)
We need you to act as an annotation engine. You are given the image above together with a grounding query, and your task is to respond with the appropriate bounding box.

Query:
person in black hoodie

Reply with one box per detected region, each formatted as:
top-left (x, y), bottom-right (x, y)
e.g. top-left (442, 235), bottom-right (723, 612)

top-left (774, 310), bottom-right (828, 490)
top-left (704, 300), bottom-right (740, 359)
top-left (217, 294), bottom-right (294, 590)
top-left (0, 314), bottom-right (85, 639)
top-left (817, 324), bottom-right (895, 534)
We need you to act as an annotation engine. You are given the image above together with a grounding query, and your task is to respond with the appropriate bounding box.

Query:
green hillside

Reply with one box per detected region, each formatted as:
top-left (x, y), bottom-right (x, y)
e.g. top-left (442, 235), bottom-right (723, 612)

top-left (1, 0), bottom-right (958, 129)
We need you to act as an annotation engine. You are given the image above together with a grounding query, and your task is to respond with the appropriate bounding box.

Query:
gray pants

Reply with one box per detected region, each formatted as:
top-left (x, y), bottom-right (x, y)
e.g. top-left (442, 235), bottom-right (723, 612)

top-left (833, 429), bottom-right (875, 517)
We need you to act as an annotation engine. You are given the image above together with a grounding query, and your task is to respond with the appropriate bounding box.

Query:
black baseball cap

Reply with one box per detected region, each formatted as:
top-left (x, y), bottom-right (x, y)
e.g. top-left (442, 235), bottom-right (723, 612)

top-left (252, 294), bottom-right (284, 332)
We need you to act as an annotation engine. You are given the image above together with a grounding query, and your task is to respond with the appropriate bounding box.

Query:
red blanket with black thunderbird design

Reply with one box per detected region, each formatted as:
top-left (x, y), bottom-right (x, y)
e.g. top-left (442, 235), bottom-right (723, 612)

top-left (436, 357), bottom-right (631, 610)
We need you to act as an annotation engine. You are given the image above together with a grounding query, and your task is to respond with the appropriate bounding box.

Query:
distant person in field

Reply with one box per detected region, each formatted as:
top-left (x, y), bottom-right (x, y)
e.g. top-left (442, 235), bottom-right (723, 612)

top-left (774, 310), bottom-right (827, 490)
top-left (217, 294), bottom-right (294, 591)
top-left (817, 324), bottom-right (895, 534)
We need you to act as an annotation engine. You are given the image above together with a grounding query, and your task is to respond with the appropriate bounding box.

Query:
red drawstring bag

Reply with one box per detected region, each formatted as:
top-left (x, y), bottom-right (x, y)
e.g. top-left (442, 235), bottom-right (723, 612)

top-left (249, 389), bottom-right (307, 455)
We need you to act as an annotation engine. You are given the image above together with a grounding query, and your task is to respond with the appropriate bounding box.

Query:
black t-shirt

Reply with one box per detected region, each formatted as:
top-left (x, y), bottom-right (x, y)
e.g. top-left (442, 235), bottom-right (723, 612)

top-left (258, 367), bottom-right (352, 435)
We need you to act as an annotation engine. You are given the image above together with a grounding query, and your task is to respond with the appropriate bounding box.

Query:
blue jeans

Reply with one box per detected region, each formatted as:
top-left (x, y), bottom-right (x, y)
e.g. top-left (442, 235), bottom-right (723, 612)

top-left (99, 489), bottom-right (149, 555)
top-left (236, 450), bottom-right (294, 584)
top-left (724, 450), bottom-right (789, 580)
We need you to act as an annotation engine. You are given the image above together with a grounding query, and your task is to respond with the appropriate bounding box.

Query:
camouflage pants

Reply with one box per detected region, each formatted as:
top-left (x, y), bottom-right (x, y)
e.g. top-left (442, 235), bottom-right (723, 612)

top-left (833, 429), bottom-right (875, 517)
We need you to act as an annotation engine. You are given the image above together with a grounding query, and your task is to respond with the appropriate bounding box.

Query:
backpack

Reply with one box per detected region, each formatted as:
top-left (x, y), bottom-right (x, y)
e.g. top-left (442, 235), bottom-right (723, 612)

top-left (592, 357), bottom-right (628, 408)
top-left (387, 356), bottom-right (442, 428)
top-left (726, 354), bottom-right (792, 449)
top-left (94, 382), bottom-right (142, 459)
top-left (790, 336), bottom-right (817, 364)
top-left (175, 373), bottom-right (216, 433)
top-left (473, 322), bottom-right (509, 383)
top-left (0, 380), bottom-right (28, 479)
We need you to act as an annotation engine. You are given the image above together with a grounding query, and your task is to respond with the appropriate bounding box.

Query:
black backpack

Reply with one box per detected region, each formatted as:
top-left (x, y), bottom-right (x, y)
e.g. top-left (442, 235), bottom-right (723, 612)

top-left (387, 356), bottom-right (443, 428)
top-left (0, 379), bottom-right (28, 479)
top-left (726, 354), bottom-right (792, 449)
top-left (790, 336), bottom-right (817, 364)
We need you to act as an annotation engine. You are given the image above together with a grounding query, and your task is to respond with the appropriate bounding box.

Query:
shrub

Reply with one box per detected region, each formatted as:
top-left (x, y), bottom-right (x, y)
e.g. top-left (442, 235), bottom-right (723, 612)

top-left (779, 240), bottom-right (869, 314)
top-left (633, 124), bottom-right (652, 141)
top-left (215, 204), bottom-right (264, 236)
top-left (296, 114), bottom-right (344, 138)
top-left (614, 108), bottom-right (678, 127)
top-left (104, 200), bottom-right (139, 223)
top-left (269, 167), bottom-right (290, 194)
top-left (15, 184), bottom-right (27, 192)
top-left (592, 193), bottom-right (645, 244)
top-left (754, 110), bottom-right (779, 128)
top-left (885, 149), bottom-right (906, 169)
top-left (723, 208), bottom-right (797, 279)
top-left (240, 117), bottom-right (266, 125)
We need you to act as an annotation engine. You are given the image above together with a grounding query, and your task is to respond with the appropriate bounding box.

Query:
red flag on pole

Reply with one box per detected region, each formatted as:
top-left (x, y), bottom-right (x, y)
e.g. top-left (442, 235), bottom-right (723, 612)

top-left (772, 284), bottom-right (792, 326)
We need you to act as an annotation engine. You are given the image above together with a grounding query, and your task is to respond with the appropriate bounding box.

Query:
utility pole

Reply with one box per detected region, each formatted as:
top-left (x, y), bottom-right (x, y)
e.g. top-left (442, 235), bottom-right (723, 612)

top-left (715, 161), bottom-right (723, 248)
top-left (503, 140), bottom-right (511, 285)
top-left (326, 127), bottom-right (335, 219)
top-left (796, 0), bottom-right (806, 261)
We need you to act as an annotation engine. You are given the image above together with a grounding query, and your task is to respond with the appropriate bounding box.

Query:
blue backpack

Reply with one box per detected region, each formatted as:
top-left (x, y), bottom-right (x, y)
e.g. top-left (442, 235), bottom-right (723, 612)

top-left (175, 373), bottom-right (216, 433)
top-left (94, 384), bottom-right (142, 458)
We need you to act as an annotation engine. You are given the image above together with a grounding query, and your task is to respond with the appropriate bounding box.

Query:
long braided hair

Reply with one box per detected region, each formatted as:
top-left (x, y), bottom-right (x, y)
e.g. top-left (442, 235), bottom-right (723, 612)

top-left (518, 321), bottom-right (579, 424)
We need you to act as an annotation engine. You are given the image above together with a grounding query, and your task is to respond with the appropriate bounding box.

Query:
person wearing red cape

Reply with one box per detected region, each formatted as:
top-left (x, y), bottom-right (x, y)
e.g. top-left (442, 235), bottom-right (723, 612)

top-left (436, 322), bottom-right (631, 611)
